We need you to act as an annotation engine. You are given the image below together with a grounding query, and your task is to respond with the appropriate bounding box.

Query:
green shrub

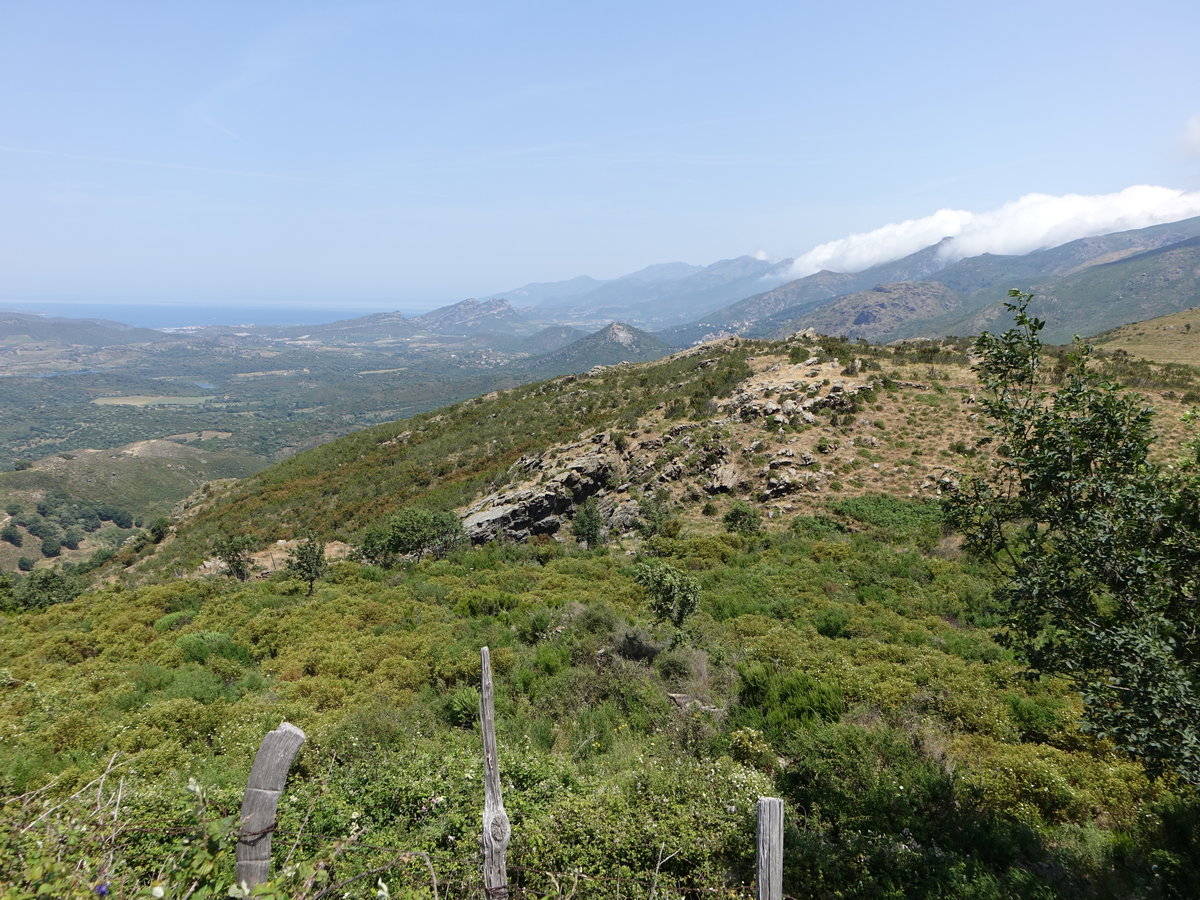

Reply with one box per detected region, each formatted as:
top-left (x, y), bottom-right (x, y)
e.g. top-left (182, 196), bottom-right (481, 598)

top-left (814, 604), bottom-right (853, 639)
top-left (443, 685), bottom-right (480, 727)
top-left (175, 631), bottom-right (253, 666)
top-left (733, 661), bottom-right (843, 742)
top-left (723, 500), bottom-right (762, 535)
top-left (152, 611), bottom-right (195, 632)
top-left (1004, 692), bottom-right (1069, 744)
top-left (830, 493), bottom-right (943, 545)
top-left (576, 602), bottom-right (618, 635)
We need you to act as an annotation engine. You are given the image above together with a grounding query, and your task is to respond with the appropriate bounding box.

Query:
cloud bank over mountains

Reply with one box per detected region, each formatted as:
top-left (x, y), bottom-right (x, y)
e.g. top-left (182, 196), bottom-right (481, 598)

top-left (789, 185), bottom-right (1200, 277)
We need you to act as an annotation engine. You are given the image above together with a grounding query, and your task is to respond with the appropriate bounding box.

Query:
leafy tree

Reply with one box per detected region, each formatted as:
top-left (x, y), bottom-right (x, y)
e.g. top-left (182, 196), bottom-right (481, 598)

top-left (25, 518), bottom-right (58, 540)
top-left (356, 524), bottom-right (396, 567)
top-left (39, 537), bottom-right (62, 558)
top-left (357, 506), bottom-right (465, 566)
top-left (0, 524), bottom-right (22, 547)
top-left (946, 291), bottom-right (1200, 784)
top-left (723, 499), bottom-right (762, 536)
top-left (634, 559), bottom-right (700, 645)
top-left (571, 496), bottom-right (605, 549)
top-left (98, 504), bottom-right (134, 529)
top-left (1, 568), bottom-right (84, 612)
top-left (16, 556), bottom-right (33, 572)
top-left (636, 490), bottom-right (678, 538)
top-left (147, 518), bottom-right (171, 543)
top-left (61, 528), bottom-right (83, 550)
top-left (212, 534), bottom-right (256, 581)
top-left (286, 533), bottom-right (328, 595)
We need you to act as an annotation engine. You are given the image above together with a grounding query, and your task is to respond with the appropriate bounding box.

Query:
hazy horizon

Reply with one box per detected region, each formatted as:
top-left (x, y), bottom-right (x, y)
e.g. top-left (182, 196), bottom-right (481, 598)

top-left (7, 187), bottom-right (1200, 329)
top-left (2, 1), bottom-right (1198, 312)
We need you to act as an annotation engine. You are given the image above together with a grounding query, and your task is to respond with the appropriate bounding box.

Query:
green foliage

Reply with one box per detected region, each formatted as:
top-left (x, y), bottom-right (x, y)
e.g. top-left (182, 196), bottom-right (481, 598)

top-left (147, 518), bottom-right (170, 543)
top-left (0, 567), bottom-right (84, 612)
top-left (635, 490), bottom-right (677, 538)
top-left (0, 524), bottom-right (21, 547)
top-left (946, 290), bottom-right (1200, 785)
top-left (358, 506), bottom-right (465, 566)
top-left (175, 631), bottom-right (253, 666)
top-left (1, 501), bottom-right (1197, 894)
top-left (814, 603), bottom-right (853, 638)
top-left (830, 493), bottom-right (944, 547)
top-left (285, 533), bottom-right (328, 595)
top-left (443, 685), bottom-right (480, 727)
top-left (633, 559), bottom-right (700, 639)
top-left (732, 661), bottom-right (843, 742)
top-left (211, 533), bottom-right (255, 581)
top-left (722, 499), bottom-right (762, 535)
top-left (61, 527), bottom-right (83, 550)
top-left (570, 496), bottom-right (605, 549)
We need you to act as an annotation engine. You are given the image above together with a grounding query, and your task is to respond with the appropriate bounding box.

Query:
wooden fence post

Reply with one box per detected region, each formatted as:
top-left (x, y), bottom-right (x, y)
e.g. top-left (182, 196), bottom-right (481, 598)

top-left (756, 796), bottom-right (783, 900)
top-left (480, 646), bottom-right (511, 899)
top-left (236, 721), bottom-right (306, 890)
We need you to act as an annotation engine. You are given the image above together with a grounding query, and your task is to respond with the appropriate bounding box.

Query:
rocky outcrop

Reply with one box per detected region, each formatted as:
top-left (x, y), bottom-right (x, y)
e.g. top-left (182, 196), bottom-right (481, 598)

top-left (461, 440), bottom-right (625, 543)
top-left (725, 378), bottom-right (877, 425)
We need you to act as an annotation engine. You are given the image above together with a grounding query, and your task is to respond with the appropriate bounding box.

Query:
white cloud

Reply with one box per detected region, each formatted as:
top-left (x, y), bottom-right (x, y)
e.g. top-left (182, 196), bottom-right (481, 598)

top-left (789, 185), bottom-right (1200, 277)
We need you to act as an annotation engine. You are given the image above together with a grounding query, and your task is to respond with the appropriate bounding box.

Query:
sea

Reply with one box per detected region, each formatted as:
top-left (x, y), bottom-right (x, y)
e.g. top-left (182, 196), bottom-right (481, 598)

top-left (3, 301), bottom-right (432, 330)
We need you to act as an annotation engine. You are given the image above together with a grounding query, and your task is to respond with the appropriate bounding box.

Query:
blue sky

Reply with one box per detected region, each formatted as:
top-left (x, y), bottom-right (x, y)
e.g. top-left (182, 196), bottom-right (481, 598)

top-left (2, 0), bottom-right (1199, 313)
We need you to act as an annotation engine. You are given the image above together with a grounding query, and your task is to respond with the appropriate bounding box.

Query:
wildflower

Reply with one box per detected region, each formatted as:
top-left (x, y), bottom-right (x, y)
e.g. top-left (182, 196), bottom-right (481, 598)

top-left (94, 884), bottom-right (110, 897)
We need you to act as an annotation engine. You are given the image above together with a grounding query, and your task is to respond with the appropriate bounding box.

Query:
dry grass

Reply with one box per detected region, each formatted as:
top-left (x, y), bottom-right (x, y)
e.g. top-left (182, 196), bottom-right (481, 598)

top-left (1093, 306), bottom-right (1200, 365)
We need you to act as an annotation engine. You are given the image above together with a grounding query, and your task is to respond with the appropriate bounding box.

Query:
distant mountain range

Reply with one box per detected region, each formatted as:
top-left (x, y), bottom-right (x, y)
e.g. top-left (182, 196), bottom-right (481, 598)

top-left (482, 215), bottom-right (1200, 346)
top-left (486, 256), bottom-right (794, 329)
top-left (720, 216), bottom-right (1200, 345)
top-left (6, 214), bottom-right (1200, 370)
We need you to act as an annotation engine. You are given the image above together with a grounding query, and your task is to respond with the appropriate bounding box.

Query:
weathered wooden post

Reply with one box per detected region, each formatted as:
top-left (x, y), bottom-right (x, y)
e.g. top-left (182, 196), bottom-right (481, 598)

top-left (480, 646), bottom-right (511, 899)
top-left (236, 721), bottom-right (306, 889)
top-left (756, 796), bottom-right (783, 900)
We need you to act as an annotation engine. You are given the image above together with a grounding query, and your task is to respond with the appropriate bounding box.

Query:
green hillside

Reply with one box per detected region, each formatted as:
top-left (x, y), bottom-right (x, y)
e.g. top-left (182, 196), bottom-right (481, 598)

top-left (0, 440), bottom-right (264, 572)
top-left (2, 319), bottom-right (1198, 897)
top-left (7, 502), bottom-right (1196, 897)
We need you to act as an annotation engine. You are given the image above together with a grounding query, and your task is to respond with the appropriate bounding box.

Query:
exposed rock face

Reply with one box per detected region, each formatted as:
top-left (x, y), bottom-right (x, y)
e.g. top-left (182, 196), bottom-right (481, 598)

top-left (706, 463), bottom-right (742, 494)
top-left (725, 378), bottom-right (876, 425)
top-left (461, 442), bottom-right (625, 542)
top-left (453, 343), bottom-right (905, 545)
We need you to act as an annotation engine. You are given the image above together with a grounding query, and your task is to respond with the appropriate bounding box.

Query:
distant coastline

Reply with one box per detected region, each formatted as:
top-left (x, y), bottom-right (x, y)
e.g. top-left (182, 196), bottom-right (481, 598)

top-left (0, 302), bottom-right (430, 330)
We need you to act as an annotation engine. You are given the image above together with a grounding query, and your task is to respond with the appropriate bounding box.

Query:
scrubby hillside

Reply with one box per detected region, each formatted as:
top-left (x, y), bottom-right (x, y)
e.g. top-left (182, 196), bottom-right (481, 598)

top-left (0, 439), bottom-right (263, 572)
top-left (124, 327), bottom-right (1199, 581)
top-left (3, 321), bottom-right (1199, 898)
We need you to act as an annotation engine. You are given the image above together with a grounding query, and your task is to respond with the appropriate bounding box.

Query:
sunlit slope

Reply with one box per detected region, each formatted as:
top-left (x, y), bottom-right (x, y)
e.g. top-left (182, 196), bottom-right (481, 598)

top-left (1091, 306), bottom-right (1200, 366)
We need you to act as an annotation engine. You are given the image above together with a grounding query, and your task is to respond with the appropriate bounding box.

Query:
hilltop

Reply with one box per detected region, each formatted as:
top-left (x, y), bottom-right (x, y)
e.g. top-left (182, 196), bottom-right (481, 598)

top-left (515, 321), bottom-right (670, 375)
top-left (1092, 306), bottom-right (1200, 365)
top-left (125, 324), bottom-right (1199, 581)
